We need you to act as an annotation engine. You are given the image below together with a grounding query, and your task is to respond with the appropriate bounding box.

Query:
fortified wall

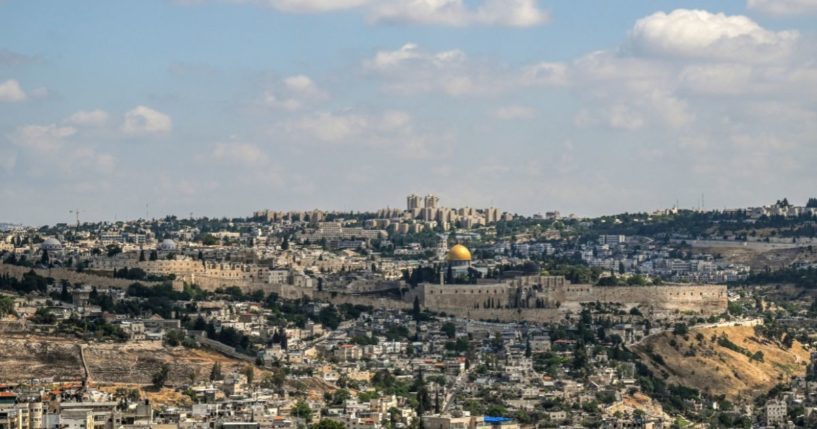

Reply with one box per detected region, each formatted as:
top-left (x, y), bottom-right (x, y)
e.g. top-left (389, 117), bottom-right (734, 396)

top-left (413, 274), bottom-right (727, 316)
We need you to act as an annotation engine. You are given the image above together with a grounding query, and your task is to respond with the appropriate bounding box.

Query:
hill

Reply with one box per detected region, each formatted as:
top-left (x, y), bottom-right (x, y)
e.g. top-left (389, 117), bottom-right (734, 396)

top-left (632, 325), bottom-right (808, 402)
top-left (0, 334), bottom-right (246, 385)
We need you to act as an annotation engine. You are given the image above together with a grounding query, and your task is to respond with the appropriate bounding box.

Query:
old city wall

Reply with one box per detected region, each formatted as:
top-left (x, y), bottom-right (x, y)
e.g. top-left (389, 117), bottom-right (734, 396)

top-left (432, 307), bottom-right (565, 323)
top-left (312, 292), bottom-right (413, 310)
top-left (417, 283), bottom-right (513, 309)
top-left (567, 285), bottom-right (728, 315)
top-left (0, 264), bottom-right (162, 289)
top-left (415, 279), bottom-right (727, 317)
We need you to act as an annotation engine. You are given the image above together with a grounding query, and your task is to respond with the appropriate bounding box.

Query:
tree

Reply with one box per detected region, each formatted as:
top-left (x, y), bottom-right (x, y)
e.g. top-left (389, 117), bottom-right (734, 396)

top-left (525, 338), bottom-right (532, 358)
top-left (40, 249), bottom-right (49, 265)
top-left (262, 367), bottom-right (287, 391)
top-left (209, 362), bottom-right (222, 381)
top-left (441, 322), bottom-right (456, 339)
top-left (152, 364), bottom-right (170, 389)
top-left (292, 400), bottom-right (312, 421)
top-left (672, 323), bottom-right (688, 336)
top-left (281, 237), bottom-right (290, 251)
top-left (139, 249), bottom-right (146, 262)
top-left (243, 365), bottom-right (255, 384)
top-left (149, 250), bottom-right (158, 261)
top-left (807, 198), bottom-right (817, 208)
top-left (618, 261), bottom-right (625, 274)
top-left (107, 244), bottom-right (122, 257)
top-left (0, 295), bottom-right (15, 318)
top-left (413, 296), bottom-right (421, 321)
top-left (60, 283), bottom-right (71, 303)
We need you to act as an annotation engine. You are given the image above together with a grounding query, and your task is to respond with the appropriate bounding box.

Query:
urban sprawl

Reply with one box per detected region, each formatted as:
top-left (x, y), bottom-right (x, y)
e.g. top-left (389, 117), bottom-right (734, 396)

top-left (3, 196), bottom-right (817, 429)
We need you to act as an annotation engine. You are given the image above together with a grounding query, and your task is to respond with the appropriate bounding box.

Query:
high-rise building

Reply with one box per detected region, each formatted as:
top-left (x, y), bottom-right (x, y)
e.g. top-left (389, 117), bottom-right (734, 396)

top-left (407, 194), bottom-right (422, 211)
top-left (424, 194), bottom-right (439, 209)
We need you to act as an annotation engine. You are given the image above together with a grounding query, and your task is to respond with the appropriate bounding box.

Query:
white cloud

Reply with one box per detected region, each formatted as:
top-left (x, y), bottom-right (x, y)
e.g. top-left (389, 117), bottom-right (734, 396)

top-left (494, 105), bottom-right (535, 120)
top-left (64, 109), bottom-right (110, 126)
top-left (122, 106), bottom-right (172, 135)
top-left (629, 9), bottom-right (799, 62)
top-left (8, 123), bottom-right (115, 175)
top-left (0, 79), bottom-right (27, 102)
top-left (263, 74), bottom-right (327, 110)
top-left (179, 0), bottom-right (548, 27)
top-left (521, 62), bottom-right (569, 86)
top-left (364, 43), bottom-right (510, 96)
top-left (234, 0), bottom-right (370, 13)
top-left (747, 0), bottom-right (817, 16)
top-left (293, 111), bottom-right (371, 142)
top-left (10, 124), bottom-right (77, 152)
top-left (370, 0), bottom-right (547, 27)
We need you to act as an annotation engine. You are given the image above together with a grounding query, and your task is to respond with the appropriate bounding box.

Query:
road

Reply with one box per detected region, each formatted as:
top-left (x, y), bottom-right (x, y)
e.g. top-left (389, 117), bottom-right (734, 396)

top-left (441, 363), bottom-right (472, 413)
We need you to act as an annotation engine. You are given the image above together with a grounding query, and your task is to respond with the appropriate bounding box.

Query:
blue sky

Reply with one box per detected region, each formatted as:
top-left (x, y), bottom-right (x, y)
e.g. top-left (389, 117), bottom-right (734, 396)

top-left (1, 0), bottom-right (816, 225)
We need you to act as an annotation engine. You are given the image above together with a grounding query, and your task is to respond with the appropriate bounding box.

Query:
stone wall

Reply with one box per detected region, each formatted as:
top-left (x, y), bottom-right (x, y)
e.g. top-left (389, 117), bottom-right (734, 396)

top-left (414, 275), bottom-right (727, 317)
top-left (0, 264), bottom-right (161, 289)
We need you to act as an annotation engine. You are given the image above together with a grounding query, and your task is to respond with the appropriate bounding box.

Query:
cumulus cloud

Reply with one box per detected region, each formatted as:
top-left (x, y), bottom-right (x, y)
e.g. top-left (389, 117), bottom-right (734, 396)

top-left (747, 0), bottom-right (817, 16)
top-left (64, 109), bottom-right (110, 126)
top-left (122, 106), bottom-right (172, 135)
top-left (629, 9), bottom-right (799, 62)
top-left (0, 79), bottom-right (27, 102)
top-left (263, 74), bottom-right (328, 110)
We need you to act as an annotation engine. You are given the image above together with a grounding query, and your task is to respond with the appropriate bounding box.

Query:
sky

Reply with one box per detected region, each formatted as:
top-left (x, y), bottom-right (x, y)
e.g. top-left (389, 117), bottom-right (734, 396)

top-left (1, 0), bottom-right (816, 225)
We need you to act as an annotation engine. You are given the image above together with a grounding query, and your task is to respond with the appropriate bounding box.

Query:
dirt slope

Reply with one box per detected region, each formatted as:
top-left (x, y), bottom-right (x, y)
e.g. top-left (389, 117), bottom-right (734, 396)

top-left (0, 334), bottom-right (245, 385)
top-left (632, 325), bottom-right (808, 402)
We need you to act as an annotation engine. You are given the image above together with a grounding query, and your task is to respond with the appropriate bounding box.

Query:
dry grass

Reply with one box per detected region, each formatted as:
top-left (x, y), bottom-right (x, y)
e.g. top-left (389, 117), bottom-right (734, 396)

top-left (632, 325), bottom-right (808, 402)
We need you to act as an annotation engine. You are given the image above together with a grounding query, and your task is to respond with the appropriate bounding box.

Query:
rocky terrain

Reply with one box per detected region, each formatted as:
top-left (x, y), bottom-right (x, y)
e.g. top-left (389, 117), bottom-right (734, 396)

top-left (0, 334), bottom-right (245, 385)
top-left (632, 325), bottom-right (808, 402)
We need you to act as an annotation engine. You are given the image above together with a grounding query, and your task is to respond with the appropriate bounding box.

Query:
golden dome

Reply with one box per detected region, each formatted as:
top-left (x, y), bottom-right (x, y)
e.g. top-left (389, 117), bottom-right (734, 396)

top-left (447, 244), bottom-right (472, 261)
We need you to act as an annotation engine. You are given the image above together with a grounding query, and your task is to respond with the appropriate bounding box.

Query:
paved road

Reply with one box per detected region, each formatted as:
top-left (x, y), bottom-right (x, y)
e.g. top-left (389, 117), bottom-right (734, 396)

top-left (441, 364), bottom-right (472, 412)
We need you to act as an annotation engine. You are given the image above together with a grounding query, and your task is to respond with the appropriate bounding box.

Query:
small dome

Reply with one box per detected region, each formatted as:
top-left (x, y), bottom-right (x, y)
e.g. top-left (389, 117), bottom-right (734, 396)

top-left (158, 239), bottom-right (177, 251)
top-left (41, 238), bottom-right (62, 250)
top-left (448, 244), bottom-right (472, 261)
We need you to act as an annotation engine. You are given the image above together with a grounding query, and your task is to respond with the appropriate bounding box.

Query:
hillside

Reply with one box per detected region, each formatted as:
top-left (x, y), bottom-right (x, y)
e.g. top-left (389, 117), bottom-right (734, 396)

top-left (632, 325), bottom-right (809, 402)
top-left (0, 334), bottom-right (246, 385)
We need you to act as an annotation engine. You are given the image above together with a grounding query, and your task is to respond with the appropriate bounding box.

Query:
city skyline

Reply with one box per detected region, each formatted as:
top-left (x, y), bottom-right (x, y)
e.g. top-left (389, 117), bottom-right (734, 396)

top-left (1, 0), bottom-right (816, 224)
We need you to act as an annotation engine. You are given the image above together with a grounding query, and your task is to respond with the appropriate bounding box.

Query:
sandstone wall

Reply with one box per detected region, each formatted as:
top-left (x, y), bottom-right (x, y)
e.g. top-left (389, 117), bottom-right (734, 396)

top-left (0, 264), bottom-right (161, 289)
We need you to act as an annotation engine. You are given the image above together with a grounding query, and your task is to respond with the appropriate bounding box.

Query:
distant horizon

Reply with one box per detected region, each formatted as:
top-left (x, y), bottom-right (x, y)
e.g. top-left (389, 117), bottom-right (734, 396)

top-left (3, 194), bottom-right (814, 228)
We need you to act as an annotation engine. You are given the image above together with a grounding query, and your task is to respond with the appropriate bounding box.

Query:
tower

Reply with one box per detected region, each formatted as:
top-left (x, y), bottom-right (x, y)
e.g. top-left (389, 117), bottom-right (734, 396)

top-left (407, 194), bottom-right (422, 211)
top-left (424, 194), bottom-right (439, 209)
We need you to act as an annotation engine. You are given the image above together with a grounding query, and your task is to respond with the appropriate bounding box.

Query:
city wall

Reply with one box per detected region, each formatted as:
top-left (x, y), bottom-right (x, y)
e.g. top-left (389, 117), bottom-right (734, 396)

top-left (0, 264), bottom-right (162, 289)
top-left (413, 277), bottom-right (727, 317)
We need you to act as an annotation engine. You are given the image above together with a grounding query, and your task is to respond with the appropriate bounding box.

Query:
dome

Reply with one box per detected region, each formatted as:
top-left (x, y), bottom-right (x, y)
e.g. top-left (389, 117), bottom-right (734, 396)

top-left (41, 238), bottom-right (62, 251)
top-left (158, 239), bottom-right (177, 251)
top-left (447, 244), bottom-right (472, 262)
